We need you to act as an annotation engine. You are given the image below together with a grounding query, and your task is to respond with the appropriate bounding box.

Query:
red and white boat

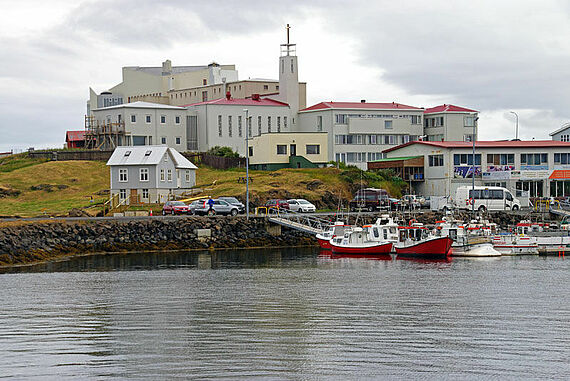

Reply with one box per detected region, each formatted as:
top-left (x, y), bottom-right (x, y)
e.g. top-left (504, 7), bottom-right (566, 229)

top-left (394, 223), bottom-right (453, 258)
top-left (330, 221), bottom-right (398, 255)
top-left (316, 221), bottom-right (351, 249)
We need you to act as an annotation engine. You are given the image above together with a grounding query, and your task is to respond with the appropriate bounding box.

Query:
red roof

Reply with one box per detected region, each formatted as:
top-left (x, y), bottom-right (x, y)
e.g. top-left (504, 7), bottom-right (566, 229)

top-left (183, 97), bottom-right (289, 107)
top-left (424, 104), bottom-right (478, 114)
top-left (300, 101), bottom-right (422, 112)
top-left (383, 140), bottom-right (570, 153)
top-left (66, 130), bottom-right (86, 142)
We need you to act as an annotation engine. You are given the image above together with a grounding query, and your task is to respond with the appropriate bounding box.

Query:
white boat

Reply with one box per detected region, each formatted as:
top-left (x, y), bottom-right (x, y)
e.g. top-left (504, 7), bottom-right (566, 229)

top-left (316, 221), bottom-right (351, 250)
top-left (492, 220), bottom-right (570, 255)
top-left (435, 219), bottom-right (501, 257)
top-left (330, 226), bottom-right (393, 255)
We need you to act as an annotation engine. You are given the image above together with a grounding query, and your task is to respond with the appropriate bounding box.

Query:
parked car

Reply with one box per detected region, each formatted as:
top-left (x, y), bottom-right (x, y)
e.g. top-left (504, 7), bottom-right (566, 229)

top-left (388, 197), bottom-right (403, 211)
top-left (265, 199), bottom-right (290, 210)
top-left (194, 199), bottom-right (240, 216)
top-left (287, 199), bottom-right (316, 213)
top-left (162, 201), bottom-right (189, 215)
top-left (348, 188), bottom-right (389, 212)
top-left (402, 195), bottom-right (422, 209)
top-left (188, 199), bottom-right (207, 215)
top-left (218, 196), bottom-right (245, 213)
top-left (420, 196), bottom-right (431, 209)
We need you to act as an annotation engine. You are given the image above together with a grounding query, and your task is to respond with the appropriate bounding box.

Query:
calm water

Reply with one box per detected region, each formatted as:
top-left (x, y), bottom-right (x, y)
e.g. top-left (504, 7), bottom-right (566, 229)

top-left (0, 248), bottom-right (569, 379)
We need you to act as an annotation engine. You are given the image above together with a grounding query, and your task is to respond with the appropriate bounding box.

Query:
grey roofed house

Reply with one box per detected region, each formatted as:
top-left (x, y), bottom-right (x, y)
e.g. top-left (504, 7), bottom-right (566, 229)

top-left (106, 146), bottom-right (197, 205)
top-left (549, 123), bottom-right (570, 141)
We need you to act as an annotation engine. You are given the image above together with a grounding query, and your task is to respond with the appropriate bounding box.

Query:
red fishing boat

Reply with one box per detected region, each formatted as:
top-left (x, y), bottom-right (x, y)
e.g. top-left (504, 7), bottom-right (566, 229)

top-left (330, 226), bottom-right (394, 255)
top-left (316, 221), bottom-right (351, 249)
top-left (394, 225), bottom-right (453, 258)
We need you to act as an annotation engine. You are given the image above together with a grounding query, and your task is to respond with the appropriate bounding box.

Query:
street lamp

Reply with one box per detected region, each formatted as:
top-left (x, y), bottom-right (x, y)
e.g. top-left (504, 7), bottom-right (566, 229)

top-left (471, 115), bottom-right (479, 217)
top-left (510, 111), bottom-right (519, 140)
top-left (243, 109), bottom-right (250, 220)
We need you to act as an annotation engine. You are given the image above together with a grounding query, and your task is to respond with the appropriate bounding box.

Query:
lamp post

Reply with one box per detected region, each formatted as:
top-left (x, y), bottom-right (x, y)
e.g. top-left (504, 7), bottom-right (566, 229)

top-left (471, 116), bottom-right (479, 217)
top-left (243, 109), bottom-right (250, 220)
top-left (510, 111), bottom-right (519, 140)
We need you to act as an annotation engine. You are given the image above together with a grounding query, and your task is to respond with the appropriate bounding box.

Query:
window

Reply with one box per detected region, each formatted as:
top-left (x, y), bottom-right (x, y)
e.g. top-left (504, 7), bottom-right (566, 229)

top-left (383, 135), bottom-right (396, 145)
top-left (119, 189), bottom-right (126, 200)
top-left (218, 115), bottom-right (222, 137)
top-left (203, 79), bottom-right (207, 85)
top-left (306, 145), bottom-right (320, 155)
top-left (140, 168), bottom-right (149, 182)
top-left (317, 116), bottom-right (322, 131)
top-left (464, 134), bottom-right (476, 142)
top-left (453, 154), bottom-right (481, 165)
top-left (346, 152), bottom-right (367, 162)
top-left (161, 137), bottom-right (166, 145)
top-left (428, 155), bottom-right (444, 167)
top-left (124, 150), bottom-right (131, 157)
top-left (291, 59), bottom-right (294, 73)
top-left (411, 115), bottom-right (421, 125)
top-left (385, 120), bottom-right (393, 129)
top-left (228, 115), bottom-right (232, 137)
top-left (167, 169), bottom-right (172, 181)
top-left (175, 116), bottom-right (180, 124)
top-left (335, 114), bottom-right (348, 124)
top-left (284, 116), bottom-right (288, 129)
top-left (176, 137), bottom-right (181, 145)
top-left (277, 116), bottom-right (281, 133)
top-left (247, 116), bottom-right (252, 138)
top-left (258, 116), bottom-right (262, 135)
top-left (248, 146), bottom-right (253, 156)
top-left (160, 169), bottom-right (165, 181)
top-left (520, 153), bottom-right (547, 166)
top-left (465, 116), bottom-right (475, 127)
top-left (263, 85), bottom-right (268, 90)
top-left (267, 116), bottom-right (272, 133)
top-left (131, 115), bottom-right (136, 123)
top-left (238, 116), bottom-right (242, 137)
top-left (185, 170), bottom-right (190, 182)
top-left (145, 115), bottom-right (151, 123)
top-left (487, 154), bottom-right (515, 165)
top-left (555, 153), bottom-right (569, 164)
top-left (142, 189), bottom-right (149, 199)
top-left (119, 168), bottom-right (128, 182)
top-left (277, 145), bottom-right (287, 155)
top-left (144, 150), bottom-right (151, 156)
top-left (160, 115), bottom-right (166, 124)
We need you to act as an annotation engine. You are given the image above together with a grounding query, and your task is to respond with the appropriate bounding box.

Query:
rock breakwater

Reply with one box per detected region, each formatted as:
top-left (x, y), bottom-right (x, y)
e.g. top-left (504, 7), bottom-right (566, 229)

top-left (0, 217), bottom-right (316, 266)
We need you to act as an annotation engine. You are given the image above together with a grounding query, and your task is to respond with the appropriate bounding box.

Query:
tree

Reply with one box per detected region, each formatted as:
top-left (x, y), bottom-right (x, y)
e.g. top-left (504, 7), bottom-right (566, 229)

top-left (207, 146), bottom-right (239, 158)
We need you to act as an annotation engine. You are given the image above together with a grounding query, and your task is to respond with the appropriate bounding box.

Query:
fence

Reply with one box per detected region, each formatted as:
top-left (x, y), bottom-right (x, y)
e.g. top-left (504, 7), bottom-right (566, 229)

top-left (28, 150), bottom-right (113, 161)
top-left (182, 153), bottom-right (245, 169)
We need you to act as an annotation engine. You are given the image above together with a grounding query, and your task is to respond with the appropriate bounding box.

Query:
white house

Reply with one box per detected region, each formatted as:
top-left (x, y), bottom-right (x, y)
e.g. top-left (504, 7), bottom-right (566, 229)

top-left (423, 104), bottom-right (479, 142)
top-left (107, 146), bottom-right (197, 204)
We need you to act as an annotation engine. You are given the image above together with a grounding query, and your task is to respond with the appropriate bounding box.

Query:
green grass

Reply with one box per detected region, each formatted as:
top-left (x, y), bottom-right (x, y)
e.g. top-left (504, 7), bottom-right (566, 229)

top-left (0, 153), bottom-right (48, 173)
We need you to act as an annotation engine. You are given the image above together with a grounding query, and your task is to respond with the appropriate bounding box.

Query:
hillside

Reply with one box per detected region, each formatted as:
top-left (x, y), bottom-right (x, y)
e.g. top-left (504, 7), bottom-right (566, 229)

top-left (0, 154), bottom-right (407, 217)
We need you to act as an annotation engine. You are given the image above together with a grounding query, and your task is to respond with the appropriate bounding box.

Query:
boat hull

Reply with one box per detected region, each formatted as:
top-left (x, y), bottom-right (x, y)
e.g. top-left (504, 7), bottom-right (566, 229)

top-left (395, 237), bottom-right (453, 258)
top-left (451, 243), bottom-right (502, 257)
top-left (317, 237), bottom-right (332, 250)
top-left (331, 241), bottom-right (393, 255)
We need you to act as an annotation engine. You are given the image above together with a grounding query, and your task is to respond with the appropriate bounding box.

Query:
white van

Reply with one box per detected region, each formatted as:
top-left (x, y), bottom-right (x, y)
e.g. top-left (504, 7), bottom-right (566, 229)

top-left (455, 186), bottom-right (521, 212)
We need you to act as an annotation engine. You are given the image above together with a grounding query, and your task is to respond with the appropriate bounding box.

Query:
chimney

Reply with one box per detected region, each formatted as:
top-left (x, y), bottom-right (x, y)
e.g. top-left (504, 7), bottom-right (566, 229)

top-left (162, 59), bottom-right (172, 76)
top-left (252, 94), bottom-right (260, 101)
top-left (226, 91), bottom-right (231, 100)
top-left (361, 99), bottom-right (366, 103)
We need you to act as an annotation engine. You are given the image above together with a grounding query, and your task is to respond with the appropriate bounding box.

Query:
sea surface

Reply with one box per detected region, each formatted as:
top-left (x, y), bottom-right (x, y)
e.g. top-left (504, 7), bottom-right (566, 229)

top-left (0, 248), bottom-right (569, 379)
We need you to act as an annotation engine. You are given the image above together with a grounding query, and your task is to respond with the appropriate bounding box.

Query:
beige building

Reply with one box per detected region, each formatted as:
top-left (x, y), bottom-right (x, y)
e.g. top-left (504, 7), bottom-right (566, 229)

top-left (423, 104), bottom-right (479, 142)
top-left (248, 132), bottom-right (328, 170)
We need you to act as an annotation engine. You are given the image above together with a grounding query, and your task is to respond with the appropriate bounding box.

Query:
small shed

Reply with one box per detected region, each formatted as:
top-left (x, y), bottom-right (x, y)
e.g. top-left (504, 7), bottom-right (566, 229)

top-left (65, 130), bottom-right (86, 148)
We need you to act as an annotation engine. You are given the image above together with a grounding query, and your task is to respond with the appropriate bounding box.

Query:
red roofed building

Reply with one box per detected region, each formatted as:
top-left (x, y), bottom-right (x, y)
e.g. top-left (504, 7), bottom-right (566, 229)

top-left (65, 130), bottom-right (86, 148)
top-left (423, 104), bottom-right (479, 143)
top-left (380, 140), bottom-right (570, 198)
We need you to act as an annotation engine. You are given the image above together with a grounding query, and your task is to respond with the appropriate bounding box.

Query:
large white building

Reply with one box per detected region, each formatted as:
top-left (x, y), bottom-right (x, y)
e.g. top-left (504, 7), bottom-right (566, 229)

top-left (381, 140), bottom-right (570, 198)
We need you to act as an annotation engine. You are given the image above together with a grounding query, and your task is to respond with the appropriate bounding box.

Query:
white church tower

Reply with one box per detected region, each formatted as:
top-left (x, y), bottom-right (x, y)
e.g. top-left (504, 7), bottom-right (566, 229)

top-left (277, 24), bottom-right (300, 122)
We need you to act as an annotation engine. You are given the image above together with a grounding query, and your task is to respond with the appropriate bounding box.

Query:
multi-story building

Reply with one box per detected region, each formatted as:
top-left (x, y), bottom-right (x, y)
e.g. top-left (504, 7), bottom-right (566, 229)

top-left (297, 101), bottom-right (425, 169)
top-left (550, 123), bottom-right (570, 142)
top-left (423, 104), bottom-right (478, 142)
top-left (381, 140), bottom-right (570, 198)
top-left (89, 102), bottom-right (187, 151)
top-left (184, 95), bottom-right (292, 155)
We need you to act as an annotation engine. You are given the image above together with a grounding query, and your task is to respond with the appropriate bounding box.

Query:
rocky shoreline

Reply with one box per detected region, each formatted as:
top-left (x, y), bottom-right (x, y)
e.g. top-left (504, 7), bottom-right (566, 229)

top-left (0, 217), bottom-right (316, 267)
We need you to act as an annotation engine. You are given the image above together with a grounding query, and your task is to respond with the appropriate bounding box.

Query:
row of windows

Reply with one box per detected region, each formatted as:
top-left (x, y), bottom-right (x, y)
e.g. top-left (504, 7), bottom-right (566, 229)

top-left (428, 155), bottom-right (444, 167)
top-left (130, 136), bottom-right (182, 146)
top-left (559, 134), bottom-right (570, 142)
top-left (118, 188), bottom-right (150, 201)
top-left (334, 114), bottom-right (422, 125)
top-left (521, 153), bottom-right (548, 165)
top-left (118, 168), bottom-right (192, 182)
top-left (275, 144), bottom-right (320, 155)
top-left (169, 84), bottom-right (279, 100)
top-left (335, 152), bottom-right (385, 163)
top-left (334, 134), bottom-right (418, 145)
top-left (218, 115), bottom-right (288, 138)
top-left (424, 116), bottom-right (476, 128)
top-left (453, 154), bottom-right (482, 166)
top-left (127, 115), bottom-right (181, 124)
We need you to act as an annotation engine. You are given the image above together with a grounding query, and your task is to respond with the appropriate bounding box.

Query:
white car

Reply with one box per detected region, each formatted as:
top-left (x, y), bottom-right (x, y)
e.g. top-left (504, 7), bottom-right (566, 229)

top-left (287, 199), bottom-right (316, 213)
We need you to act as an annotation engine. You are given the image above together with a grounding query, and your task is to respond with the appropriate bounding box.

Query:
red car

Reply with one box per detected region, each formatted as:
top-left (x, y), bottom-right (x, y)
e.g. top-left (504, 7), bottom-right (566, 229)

top-left (265, 199), bottom-right (290, 210)
top-left (162, 201), bottom-right (189, 215)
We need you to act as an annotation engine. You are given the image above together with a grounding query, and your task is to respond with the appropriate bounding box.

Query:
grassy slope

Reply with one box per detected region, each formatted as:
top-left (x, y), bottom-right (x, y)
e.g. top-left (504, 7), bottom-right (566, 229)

top-left (0, 159), bottom-right (109, 217)
top-left (0, 154), bottom-right (404, 216)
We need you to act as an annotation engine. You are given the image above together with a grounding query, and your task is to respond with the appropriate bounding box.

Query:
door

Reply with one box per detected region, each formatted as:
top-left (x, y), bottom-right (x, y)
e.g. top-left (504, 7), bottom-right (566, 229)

top-left (290, 144), bottom-right (296, 156)
top-left (130, 189), bottom-right (139, 205)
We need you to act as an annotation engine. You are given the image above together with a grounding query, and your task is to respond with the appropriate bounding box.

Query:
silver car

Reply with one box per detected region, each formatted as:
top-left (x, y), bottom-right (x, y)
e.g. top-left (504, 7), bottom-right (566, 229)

top-left (194, 199), bottom-right (240, 216)
top-left (287, 199), bottom-right (316, 213)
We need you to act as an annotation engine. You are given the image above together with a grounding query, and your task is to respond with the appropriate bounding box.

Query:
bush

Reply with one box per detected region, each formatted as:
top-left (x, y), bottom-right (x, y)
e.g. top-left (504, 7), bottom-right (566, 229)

top-left (207, 146), bottom-right (240, 158)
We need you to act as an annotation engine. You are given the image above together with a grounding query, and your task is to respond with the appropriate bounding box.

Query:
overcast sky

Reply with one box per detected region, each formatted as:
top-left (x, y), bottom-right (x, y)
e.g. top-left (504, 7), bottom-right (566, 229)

top-left (1, 0), bottom-right (569, 152)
